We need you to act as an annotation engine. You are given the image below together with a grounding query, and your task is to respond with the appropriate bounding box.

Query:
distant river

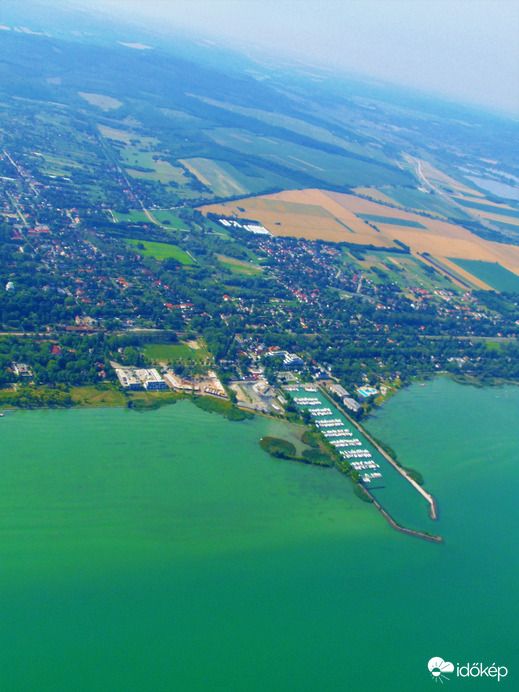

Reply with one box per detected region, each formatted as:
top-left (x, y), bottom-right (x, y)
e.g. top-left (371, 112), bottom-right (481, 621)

top-left (0, 378), bottom-right (517, 691)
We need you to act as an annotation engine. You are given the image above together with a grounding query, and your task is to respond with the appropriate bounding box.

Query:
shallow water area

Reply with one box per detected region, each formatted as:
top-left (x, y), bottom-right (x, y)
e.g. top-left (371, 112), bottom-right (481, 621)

top-left (0, 381), bottom-right (517, 691)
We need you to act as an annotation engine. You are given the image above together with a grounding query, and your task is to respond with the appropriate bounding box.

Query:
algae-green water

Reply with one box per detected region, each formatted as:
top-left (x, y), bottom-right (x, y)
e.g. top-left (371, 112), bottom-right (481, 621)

top-left (0, 378), bottom-right (517, 691)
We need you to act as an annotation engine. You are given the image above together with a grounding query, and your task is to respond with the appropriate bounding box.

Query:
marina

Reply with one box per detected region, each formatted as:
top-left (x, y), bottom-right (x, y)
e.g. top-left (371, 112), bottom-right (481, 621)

top-left (288, 385), bottom-right (382, 485)
top-left (287, 384), bottom-right (440, 539)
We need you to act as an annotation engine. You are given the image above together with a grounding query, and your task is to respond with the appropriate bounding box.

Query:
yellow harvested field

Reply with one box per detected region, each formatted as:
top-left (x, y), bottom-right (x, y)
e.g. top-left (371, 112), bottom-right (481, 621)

top-left (454, 195), bottom-right (516, 211)
top-left (200, 188), bottom-right (519, 279)
top-left (353, 187), bottom-right (402, 205)
top-left (201, 189), bottom-right (387, 245)
top-left (469, 210), bottom-right (519, 226)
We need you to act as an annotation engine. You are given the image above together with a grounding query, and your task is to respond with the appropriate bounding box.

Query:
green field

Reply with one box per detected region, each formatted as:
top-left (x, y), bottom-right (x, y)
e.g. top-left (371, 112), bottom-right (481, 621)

top-left (126, 239), bottom-right (195, 264)
top-left (149, 210), bottom-right (188, 228)
top-left (193, 95), bottom-right (393, 164)
top-left (113, 209), bottom-right (187, 229)
top-left (207, 128), bottom-right (412, 188)
top-left (114, 210), bottom-right (151, 223)
top-left (357, 214), bottom-right (427, 228)
top-left (143, 342), bottom-right (209, 362)
top-left (122, 150), bottom-right (187, 185)
top-left (449, 259), bottom-right (519, 293)
top-left (384, 186), bottom-right (468, 218)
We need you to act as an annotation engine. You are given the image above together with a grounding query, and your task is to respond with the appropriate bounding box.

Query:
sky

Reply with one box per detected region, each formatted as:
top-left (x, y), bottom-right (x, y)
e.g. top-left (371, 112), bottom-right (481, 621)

top-left (14, 0), bottom-right (519, 115)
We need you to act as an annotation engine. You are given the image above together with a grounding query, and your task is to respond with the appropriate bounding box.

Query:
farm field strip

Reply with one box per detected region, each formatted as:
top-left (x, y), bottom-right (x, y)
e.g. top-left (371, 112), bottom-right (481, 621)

top-left (200, 188), bottom-right (519, 276)
top-left (448, 258), bottom-right (519, 293)
top-left (353, 187), bottom-right (402, 205)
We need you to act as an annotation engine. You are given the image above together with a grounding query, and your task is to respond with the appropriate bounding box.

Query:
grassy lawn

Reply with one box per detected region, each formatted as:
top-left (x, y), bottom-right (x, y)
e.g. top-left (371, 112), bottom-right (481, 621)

top-left (216, 254), bottom-right (262, 275)
top-left (144, 341), bottom-right (209, 362)
top-left (126, 239), bottom-right (195, 264)
top-left (69, 385), bottom-right (126, 407)
top-left (486, 341), bottom-right (502, 352)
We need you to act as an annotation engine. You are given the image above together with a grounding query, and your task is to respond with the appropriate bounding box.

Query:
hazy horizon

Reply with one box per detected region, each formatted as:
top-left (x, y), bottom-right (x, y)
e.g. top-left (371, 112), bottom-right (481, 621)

top-left (4, 0), bottom-right (519, 116)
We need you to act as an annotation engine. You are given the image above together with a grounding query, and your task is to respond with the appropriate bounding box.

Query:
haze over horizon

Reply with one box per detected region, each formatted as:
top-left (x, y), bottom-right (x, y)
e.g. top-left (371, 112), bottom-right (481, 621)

top-left (3, 0), bottom-right (519, 116)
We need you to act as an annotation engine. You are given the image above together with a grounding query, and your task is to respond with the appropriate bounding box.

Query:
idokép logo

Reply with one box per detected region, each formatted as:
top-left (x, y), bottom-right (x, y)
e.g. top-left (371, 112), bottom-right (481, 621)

top-left (428, 657), bottom-right (509, 683)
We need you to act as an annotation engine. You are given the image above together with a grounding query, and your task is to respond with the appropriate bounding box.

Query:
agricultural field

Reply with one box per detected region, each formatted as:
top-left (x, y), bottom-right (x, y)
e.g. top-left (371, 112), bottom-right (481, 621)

top-left (192, 95), bottom-right (393, 165)
top-left (206, 127), bottom-right (412, 188)
top-left (357, 214), bottom-right (427, 228)
top-left (149, 210), bottom-right (188, 228)
top-left (201, 188), bottom-right (519, 283)
top-left (126, 239), bottom-right (195, 264)
top-left (449, 259), bottom-right (519, 293)
top-left (354, 187), bottom-right (402, 205)
top-left (215, 254), bottom-right (263, 275)
top-left (98, 123), bottom-right (198, 198)
top-left (36, 152), bottom-right (83, 177)
top-left (113, 209), bottom-right (188, 229)
top-left (384, 186), bottom-right (469, 219)
top-left (122, 150), bottom-right (187, 185)
top-left (202, 189), bottom-right (386, 244)
top-left (357, 253), bottom-right (457, 292)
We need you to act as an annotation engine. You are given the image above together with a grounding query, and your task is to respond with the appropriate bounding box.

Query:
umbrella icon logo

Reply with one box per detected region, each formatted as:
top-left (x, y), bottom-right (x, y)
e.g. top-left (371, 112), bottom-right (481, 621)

top-left (428, 657), bottom-right (454, 683)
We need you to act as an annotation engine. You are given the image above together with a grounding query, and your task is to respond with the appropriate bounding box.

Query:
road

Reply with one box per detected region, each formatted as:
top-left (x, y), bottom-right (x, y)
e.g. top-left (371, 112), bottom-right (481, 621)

top-left (408, 154), bottom-right (507, 237)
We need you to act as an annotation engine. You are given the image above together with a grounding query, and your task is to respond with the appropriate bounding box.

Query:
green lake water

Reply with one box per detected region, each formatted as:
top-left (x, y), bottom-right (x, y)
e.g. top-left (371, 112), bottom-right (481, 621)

top-left (0, 377), bottom-right (517, 691)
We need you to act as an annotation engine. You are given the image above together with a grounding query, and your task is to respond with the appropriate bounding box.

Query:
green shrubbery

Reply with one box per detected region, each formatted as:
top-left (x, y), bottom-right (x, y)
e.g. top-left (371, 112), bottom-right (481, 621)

top-left (193, 396), bottom-right (253, 421)
top-left (0, 386), bottom-right (72, 408)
